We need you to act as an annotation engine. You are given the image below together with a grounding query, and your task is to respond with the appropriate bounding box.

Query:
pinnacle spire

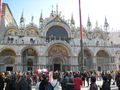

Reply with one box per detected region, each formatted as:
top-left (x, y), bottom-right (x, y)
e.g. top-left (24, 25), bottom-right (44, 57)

top-left (20, 11), bottom-right (24, 23)
top-left (50, 5), bottom-right (54, 17)
top-left (104, 17), bottom-right (109, 28)
top-left (40, 11), bottom-right (43, 22)
top-left (87, 16), bottom-right (91, 27)
top-left (56, 4), bottom-right (58, 15)
top-left (71, 14), bottom-right (75, 25)
top-left (31, 16), bottom-right (34, 23)
top-left (95, 21), bottom-right (98, 28)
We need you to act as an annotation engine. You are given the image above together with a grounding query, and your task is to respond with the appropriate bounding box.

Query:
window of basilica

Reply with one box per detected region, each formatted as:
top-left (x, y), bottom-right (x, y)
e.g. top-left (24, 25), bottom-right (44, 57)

top-left (46, 25), bottom-right (69, 42)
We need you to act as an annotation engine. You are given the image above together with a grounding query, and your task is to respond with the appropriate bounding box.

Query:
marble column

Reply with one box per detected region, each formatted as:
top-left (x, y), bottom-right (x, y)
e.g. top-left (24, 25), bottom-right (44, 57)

top-left (15, 55), bottom-right (23, 71)
top-left (92, 56), bottom-right (97, 70)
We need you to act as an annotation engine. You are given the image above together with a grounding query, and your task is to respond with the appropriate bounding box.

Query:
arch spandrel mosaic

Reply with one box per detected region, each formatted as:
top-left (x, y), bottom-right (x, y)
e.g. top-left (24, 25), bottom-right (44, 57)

top-left (0, 49), bottom-right (16, 56)
top-left (0, 49), bottom-right (16, 64)
top-left (25, 28), bottom-right (39, 36)
top-left (48, 45), bottom-right (68, 56)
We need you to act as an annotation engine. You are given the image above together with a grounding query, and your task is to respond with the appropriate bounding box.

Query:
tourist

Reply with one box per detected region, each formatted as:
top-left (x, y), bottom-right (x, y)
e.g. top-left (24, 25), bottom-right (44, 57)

top-left (86, 72), bottom-right (90, 86)
top-left (26, 72), bottom-right (32, 90)
top-left (81, 72), bottom-right (86, 86)
top-left (73, 73), bottom-right (82, 90)
top-left (100, 76), bottom-right (111, 90)
top-left (50, 73), bottom-right (61, 90)
top-left (106, 71), bottom-right (112, 85)
top-left (35, 73), bottom-right (42, 90)
top-left (0, 72), bottom-right (4, 90)
top-left (89, 76), bottom-right (98, 90)
top-left (16, 72), bottom-right (29, 90)
top-left (115, 71), bottom-right (120, 90)
top-left (39, 74), bottom-right (53, 90)
top-left (61, 72), bottom-right (74, 90)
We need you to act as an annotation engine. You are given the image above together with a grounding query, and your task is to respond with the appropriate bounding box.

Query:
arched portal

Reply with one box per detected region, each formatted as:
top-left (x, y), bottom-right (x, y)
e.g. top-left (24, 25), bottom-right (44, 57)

top-left (78, 49), bottom-right (92, 71)
top-left (48, 44), bottom-right (70, 71)
top-left (53, 57), bottom-right (63, 71)
top-left (22, 48), bottom-right (38, 71)
top-left (0, 49), bottom-right (16, 71)
top-left (96, 50), bottom-right (109, 71)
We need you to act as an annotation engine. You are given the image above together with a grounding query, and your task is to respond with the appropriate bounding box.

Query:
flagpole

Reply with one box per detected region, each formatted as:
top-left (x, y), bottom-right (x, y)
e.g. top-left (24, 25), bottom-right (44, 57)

top-left (0, 0), bottom-right (2, 25)
top-left (79, 0), bottom-right (84, 72)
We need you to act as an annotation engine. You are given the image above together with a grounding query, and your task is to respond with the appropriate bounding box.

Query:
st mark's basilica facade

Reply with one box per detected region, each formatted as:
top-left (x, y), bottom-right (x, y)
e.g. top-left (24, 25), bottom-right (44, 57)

top-left (0, 3), bottom-right (120, 72)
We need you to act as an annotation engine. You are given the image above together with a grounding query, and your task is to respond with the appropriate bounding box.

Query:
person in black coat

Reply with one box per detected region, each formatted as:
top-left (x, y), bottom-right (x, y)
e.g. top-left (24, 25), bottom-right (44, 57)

top-left (101, 76), bottom-right (111, 90)
top-left (9, 74), bottom-right (17, 90)
top-left (0, 73), bottom-right (4, 90)
top-left (16, 75), bottom-right (29, 90)
top-left (39, 74), bottom-right (49, 90)
top-left (90, 76), bottom-right (98, 90)
top-left (5, 75), bottom-right (11, 90)
top-left (26, 73), bottom-right (32, 90)
top-left (115, 72), bottom-right (120, 90)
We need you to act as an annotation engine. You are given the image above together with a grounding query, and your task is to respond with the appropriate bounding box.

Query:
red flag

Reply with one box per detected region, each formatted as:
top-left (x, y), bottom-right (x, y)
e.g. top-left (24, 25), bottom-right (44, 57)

top-left (79, 0), bottom-right (83, 40)
top-left (0, 0), bottom-right (2, 17)
top-left (0, 0), bottom-right (2, 25)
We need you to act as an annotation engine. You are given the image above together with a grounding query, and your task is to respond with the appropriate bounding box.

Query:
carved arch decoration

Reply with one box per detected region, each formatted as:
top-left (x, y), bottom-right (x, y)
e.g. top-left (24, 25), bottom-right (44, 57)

top-left (96, 50), bottom-right (109, 71)
top-left (5, 28), bottom-right (19, 36)
top-left (25, 28), bottom-right (39, 36)
top-left (48, 44), bottom-right (68, 56)
top-left (0, 48), bottom-right (16, 64)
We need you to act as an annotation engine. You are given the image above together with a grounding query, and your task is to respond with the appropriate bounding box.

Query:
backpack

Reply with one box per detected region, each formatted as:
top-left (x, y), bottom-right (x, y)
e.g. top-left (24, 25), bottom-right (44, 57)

top-left (45, 82), bottom-right (54, 90)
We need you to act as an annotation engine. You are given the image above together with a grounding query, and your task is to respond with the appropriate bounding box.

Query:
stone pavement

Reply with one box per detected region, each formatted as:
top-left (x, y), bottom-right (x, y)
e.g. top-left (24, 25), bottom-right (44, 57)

top-left (32, 80), bottom-right (118, 90)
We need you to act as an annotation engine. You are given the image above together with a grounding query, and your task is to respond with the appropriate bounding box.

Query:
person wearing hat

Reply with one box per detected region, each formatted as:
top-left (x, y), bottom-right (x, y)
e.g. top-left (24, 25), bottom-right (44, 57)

top-left (39, 74), bottom-right (49, 90)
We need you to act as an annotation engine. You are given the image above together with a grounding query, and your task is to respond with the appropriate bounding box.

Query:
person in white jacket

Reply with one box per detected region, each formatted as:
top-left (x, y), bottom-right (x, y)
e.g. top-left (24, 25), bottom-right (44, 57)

top-left (50, 73), bottom-right (62, 90)
top-left (35, 75), bottom-right (41, 90)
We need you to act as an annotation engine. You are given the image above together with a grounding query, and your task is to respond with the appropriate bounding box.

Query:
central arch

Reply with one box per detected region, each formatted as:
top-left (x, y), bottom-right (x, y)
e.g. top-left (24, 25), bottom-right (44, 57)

top-left (47, 44), bottom-right (70, 71)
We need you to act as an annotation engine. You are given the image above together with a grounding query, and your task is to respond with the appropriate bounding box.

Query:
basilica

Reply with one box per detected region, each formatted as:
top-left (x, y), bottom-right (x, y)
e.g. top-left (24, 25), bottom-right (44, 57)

top-left (0, 3), bottom-right (120, 72)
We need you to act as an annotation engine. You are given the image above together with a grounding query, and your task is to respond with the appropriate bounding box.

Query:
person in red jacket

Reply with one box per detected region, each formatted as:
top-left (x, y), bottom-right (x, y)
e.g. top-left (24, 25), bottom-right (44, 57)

top-left (73, 74), bottom-right (82, 90)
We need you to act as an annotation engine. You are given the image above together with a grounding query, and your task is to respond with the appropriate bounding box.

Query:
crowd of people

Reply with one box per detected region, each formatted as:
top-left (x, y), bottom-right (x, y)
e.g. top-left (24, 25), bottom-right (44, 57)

top-left (0, 70), bottom-right (120, 90)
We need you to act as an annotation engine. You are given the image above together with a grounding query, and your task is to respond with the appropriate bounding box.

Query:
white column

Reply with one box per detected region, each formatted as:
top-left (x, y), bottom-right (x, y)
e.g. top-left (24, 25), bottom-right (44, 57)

top-left (16, 55), bottom-right (23, 71)
top-left (93, 56), bottom-right (97, 70)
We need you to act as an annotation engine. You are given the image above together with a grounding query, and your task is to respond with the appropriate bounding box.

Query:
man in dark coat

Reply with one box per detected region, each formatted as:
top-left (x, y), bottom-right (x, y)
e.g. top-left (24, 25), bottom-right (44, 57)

top-left (0, 73), bottom-right (4, 90)
top-left (101, 76), bottom-right (111, 90)
top-left (5, 75), bottom-right (11, 90)
top-left (39, 74), bottom-right (53, 90)
top-left (90, 76), bottom-right (98, 90)
top-left (26, 73), bottom-right (32, 90)
top-left (115, 72), bottom-right (120, 90)
top-left (16, 75), bottom-right (29, 90)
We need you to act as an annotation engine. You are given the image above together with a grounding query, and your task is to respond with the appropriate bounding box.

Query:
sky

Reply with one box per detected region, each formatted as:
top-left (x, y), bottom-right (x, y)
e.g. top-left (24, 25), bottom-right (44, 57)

top-left (3, 0), bottom-right (120, 31)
